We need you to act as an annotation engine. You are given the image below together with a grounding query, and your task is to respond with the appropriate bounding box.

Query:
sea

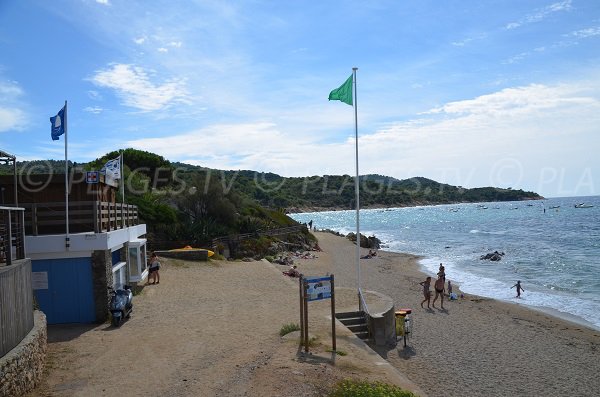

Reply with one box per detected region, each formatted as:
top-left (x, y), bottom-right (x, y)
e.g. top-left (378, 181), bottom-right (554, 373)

top-left (290, 196), bottom-right (600, 330)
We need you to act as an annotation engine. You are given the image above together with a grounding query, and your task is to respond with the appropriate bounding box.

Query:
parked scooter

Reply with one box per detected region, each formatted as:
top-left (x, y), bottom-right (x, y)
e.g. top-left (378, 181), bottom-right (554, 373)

top-left (108, 285), bottom-right (133, 327)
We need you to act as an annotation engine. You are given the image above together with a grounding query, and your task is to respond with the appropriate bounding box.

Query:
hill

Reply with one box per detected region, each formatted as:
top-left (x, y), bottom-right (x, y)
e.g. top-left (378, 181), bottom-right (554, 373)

top-left (1, 150), bottom-right (542, 253)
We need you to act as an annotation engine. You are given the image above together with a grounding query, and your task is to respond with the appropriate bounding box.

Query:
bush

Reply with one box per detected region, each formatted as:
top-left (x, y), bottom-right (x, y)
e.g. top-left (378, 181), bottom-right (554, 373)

top-left (279, 323), bottom-right (301, 336)
top-left (328, 380), bottom-right (417, 397)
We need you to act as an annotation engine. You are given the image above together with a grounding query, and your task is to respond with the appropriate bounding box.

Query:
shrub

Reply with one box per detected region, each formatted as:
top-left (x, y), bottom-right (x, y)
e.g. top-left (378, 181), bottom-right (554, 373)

top-left (328, 380), bottom-right (417, 397)
top-left (279, 323), bottom-right (301, 336)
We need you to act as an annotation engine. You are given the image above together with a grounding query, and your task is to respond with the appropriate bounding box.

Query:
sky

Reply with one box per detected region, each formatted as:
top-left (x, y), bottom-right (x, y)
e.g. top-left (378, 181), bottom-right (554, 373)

top-left (1, 0), bottom-right (599, 198)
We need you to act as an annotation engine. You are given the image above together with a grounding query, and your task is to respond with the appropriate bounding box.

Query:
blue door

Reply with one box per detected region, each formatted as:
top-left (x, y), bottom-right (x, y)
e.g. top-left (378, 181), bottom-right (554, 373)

top-left (32, 258), bottom-right (96, 324)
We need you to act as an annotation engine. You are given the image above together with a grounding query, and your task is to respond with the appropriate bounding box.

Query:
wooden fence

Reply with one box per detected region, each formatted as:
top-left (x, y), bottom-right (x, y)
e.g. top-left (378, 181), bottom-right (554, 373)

top-left (211, 224), bottom-right (308, 250)
top-left (0, 206), bottom-right (25, 266)
top-left (21, 201), bottom-right (138, 235)
top-left (0, 259), bottom-right (34, 357)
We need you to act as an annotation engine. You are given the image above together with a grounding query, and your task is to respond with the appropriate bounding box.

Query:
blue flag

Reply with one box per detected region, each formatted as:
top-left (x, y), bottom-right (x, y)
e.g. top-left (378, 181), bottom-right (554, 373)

top-left (50, 105), bottom-right (66, 140)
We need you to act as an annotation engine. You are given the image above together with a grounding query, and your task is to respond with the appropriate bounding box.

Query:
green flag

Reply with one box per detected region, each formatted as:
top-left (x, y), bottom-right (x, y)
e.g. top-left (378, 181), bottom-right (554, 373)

top-left (328, 75), bottom-right (353, 106)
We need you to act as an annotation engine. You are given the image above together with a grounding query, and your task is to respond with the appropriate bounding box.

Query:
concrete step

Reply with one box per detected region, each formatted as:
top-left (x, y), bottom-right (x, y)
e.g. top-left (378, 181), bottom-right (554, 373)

top-left (338, 317), bottom-right (365, 326)
top-left (355, 331), bottom-right (369, 340)
top-left (335, 311), bottom-right (364, 320)
top-left (347, 324), bottom-right (368, 333)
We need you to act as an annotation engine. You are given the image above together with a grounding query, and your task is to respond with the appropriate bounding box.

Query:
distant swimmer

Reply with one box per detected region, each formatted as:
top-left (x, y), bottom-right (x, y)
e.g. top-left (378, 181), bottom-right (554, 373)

top-left (511, 280), bottom-right (525, 298)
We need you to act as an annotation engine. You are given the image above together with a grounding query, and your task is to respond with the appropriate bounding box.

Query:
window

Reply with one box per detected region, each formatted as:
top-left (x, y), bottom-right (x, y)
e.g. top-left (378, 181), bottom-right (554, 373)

top-left (127, 239), bottom-right (147, 282)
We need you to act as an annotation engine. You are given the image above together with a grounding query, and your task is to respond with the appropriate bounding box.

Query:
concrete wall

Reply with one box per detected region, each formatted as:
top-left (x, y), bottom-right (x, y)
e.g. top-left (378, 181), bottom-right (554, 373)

top-left (0, 311), bottom-right (47, 397)
top-left (363, 290), bottom-right (397, 347)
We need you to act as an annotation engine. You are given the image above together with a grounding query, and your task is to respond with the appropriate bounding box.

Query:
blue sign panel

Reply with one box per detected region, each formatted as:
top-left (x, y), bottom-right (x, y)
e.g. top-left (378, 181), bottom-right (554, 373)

top-left (305, 276), bottom-right (332, 301)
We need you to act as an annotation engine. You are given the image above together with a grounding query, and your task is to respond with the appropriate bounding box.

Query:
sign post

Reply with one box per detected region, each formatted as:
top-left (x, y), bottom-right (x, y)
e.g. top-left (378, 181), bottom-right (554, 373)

top-left (300, 275), bottom-right (336, 353)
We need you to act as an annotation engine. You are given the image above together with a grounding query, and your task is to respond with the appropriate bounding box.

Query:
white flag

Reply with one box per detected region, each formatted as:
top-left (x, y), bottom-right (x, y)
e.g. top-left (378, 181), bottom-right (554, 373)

top-left (101, 156), bottom-right (121, 180)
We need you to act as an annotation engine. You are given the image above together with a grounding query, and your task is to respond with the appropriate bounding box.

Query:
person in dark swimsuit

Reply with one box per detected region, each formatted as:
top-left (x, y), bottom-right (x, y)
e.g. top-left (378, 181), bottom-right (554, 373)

top-left (432, 274), bottom-right (445, 309)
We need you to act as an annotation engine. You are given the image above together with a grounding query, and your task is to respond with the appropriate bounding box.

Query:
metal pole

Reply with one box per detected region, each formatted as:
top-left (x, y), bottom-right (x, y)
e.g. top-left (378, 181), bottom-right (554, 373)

top-left (13, 155), bottom-right (17, 207)
top-left (120, 150), bottom-right (125, 228)
top-left (331, 274), bottom-right (336, 351)
top-left (352, 67), bottom-right (361, 297)
top-left (64, 100), bottom-right (70, 250)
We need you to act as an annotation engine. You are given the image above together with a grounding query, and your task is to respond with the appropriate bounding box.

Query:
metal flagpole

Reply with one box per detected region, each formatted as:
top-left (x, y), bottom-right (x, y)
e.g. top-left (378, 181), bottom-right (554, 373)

top-left (352, 67), bottom-right (360, 294)
top-left (64, 100), bottom-right (70, 250)
top-left (120, 149), bottom-right (125, 227)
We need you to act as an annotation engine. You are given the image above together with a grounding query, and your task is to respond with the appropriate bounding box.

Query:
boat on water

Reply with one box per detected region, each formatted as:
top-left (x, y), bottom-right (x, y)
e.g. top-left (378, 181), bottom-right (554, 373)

top-left (574, 203), bottom-right (594, 208)
top-left (549, 205), bottom-right (560, 209)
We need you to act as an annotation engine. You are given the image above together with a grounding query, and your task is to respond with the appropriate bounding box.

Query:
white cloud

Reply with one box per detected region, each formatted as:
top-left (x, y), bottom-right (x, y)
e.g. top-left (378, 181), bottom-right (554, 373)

top-left (0, 80), bottom-right (27, 132)
top-left (0, 107), bottom-right (27, 132)
top-left (168, 41), bottom-right (182, 48)
top-left (84, 106), bottom-right (104, 114)
top-left (157, 47), bottom-right (168, 53)
top-left (89, 63), bottom-right (189, 112)
top-left (567, 27), bottom-right (600, 38)
top-left (95, 0), bottom-right (110, 5)
top-left (505, 0), bottom-right (572, 30)
top-left (124, 81), bottom-right (600, 196)
top-left (133, 36), bottom-right (146, 45)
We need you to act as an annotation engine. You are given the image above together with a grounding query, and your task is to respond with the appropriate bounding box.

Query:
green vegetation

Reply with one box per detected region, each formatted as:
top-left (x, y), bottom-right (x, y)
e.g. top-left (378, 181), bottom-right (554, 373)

top-left (279, 323), bottom-right (301, 336)
top-left (326, 348), bottom-right (347, 356)
top-left (328, 380), bottom-right (417, 397)
top-left (3, 149), bottom-right (542, 255)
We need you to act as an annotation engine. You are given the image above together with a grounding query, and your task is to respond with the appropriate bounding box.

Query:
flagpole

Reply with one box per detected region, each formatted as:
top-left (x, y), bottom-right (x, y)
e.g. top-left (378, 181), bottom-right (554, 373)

top-left (64, 100), bottom-right (70, 250)
top-left (352, 67), bottom-right (361, 296)
top-left (120, 149), bottom-right (125, 227)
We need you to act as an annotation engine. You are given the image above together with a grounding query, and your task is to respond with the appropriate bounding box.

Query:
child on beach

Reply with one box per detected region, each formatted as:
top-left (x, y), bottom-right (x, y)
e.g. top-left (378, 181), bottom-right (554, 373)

top-left (419, 276), bottom-right (432, 309)
top-left (447, 280), bottom-right (453, 296)
top-left (511, 280), bottom-right (525, 298)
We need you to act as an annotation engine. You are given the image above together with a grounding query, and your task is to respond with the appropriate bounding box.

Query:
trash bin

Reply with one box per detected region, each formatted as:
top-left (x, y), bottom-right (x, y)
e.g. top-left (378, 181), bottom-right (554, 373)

top-left (395, 308), bottom-right (412, 347)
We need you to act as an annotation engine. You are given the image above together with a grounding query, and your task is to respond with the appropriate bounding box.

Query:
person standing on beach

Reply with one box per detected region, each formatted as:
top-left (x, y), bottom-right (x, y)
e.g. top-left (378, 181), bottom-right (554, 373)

top-left (511, 280), bottom-right (525, 298)
top-left (447, 280), bottom-right (453, 296)
top-left (432, 274), bottom-right (445, 309)
top-left (419, 276), bottom-right (432, 308)
top-left (148, 252), bottom-right (161, 285)
top-left (438, 263), bottom-right (446, 281)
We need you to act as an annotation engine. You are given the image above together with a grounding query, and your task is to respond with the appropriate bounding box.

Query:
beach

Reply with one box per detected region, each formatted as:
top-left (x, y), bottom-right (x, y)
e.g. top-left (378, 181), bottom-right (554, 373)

top-left (297, 232), bottom-right (600, 397)
top-left (26, 231), bottom-right (599, 396)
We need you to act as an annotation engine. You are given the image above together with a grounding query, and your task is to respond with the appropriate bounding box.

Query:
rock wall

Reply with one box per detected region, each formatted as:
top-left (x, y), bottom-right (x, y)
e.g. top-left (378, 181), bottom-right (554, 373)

top-left (0, 311), bottom-right (47, 397)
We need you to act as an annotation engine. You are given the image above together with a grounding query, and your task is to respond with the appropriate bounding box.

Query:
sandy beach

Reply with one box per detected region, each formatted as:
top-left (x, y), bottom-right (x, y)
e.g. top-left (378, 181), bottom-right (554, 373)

top-left (298, 232), bottom-right (600, 397)
top-left (26, 231), bottom-right (600, 397)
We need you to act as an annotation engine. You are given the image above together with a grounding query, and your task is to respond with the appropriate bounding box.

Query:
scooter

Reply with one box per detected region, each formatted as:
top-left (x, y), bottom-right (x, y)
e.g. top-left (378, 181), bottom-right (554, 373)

top-left (108, 285), bottom-right (133, 327)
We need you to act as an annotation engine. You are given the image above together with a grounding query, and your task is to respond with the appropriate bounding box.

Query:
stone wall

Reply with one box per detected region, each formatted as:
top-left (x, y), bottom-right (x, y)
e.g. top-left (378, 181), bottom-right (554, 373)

top-left (0, 311), bottom-right (47, 397)
top-left (91, 249), bottom-right (112, 323)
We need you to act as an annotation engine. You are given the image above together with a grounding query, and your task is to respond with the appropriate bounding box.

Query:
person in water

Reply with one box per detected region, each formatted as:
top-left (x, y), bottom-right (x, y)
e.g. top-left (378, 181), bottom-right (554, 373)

top-left (511, 280), bottom-right (525, 298)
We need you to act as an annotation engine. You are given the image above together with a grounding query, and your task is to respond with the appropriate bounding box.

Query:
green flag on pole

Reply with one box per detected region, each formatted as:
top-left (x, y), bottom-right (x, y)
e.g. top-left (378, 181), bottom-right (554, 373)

top-left (328, 75), bottom-right (353, 106)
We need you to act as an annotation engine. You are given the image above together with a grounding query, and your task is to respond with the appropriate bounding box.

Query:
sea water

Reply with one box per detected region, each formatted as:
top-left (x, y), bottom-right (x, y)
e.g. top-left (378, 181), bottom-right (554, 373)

top-left (290, 196), bottom-right (600, 330)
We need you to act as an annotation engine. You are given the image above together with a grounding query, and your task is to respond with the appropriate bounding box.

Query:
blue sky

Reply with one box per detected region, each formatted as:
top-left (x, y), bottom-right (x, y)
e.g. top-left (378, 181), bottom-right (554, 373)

top-left (1, 0), bottom-right (599, 197)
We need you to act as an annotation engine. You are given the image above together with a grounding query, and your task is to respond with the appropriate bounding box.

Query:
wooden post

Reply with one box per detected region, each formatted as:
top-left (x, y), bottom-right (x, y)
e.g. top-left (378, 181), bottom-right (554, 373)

top-left (303, 279), bottom-right (309, 353)
top-left (299, 275), bottom-right (304, 344)
top-left (331, 274), bottom-right (336, 352)
top-left (32, 204), bottom-right (38, 236)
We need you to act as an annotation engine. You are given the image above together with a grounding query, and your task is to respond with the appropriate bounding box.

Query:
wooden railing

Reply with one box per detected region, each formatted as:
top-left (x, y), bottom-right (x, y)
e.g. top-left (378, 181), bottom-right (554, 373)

top-left (211, 224), bottom-right (307, 248)
top-left (0, 206), bottom-right (26, 266)
top-left (21, 201), bottom-right (139, 236)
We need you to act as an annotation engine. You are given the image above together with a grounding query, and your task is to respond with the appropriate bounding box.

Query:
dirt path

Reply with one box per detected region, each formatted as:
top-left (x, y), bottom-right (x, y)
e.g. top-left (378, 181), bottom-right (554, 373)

top-left (27, 250), bottom-right (421, 397)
